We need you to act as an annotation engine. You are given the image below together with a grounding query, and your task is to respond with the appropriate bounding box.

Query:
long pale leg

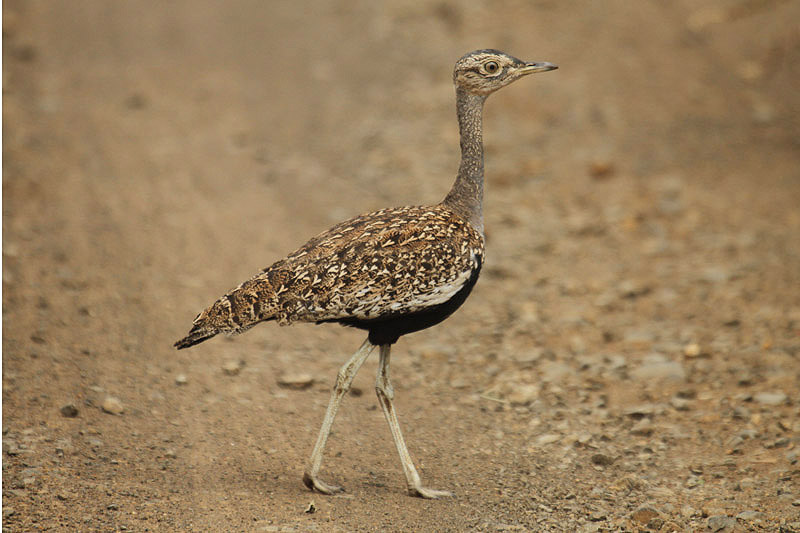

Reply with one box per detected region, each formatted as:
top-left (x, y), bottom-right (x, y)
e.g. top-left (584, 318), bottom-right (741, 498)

top-left (375, 344), bottom-right (454, 499)
top-left (303, 338), bottom-right (375, 494)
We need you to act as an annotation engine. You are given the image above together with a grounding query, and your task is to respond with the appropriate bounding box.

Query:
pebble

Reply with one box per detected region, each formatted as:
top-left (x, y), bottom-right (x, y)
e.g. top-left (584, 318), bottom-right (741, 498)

top-left (630, 418), bottom-right (653, 436)
top-left (507, 384), bottom-right (540, 405)
top-left (175, 374), bottom-right (188, 386)
top-left (591, 453), bottom-right (615, 466)
top-left (624, 403), bottom-right (657, 418)
top-left (753, 391), bottom-right (788, 406)
top-left (736, 510), bottom-right (765, 521)
top-left (277, 373), bottom-right (314, 390)
top-left (683, 343), bottom-right (707, 358)
top-left (535, 434), bottom-right (561, 446)
top-left (3, 439), bottom-right (21, 456)
top-left (101, 396), bottom-right (124, 415)
top-left (630, 506), bottom-right (660, 524)
top-left (222, 360), bottom-right (243, 376)
top-left (669, 397), bottom-right (690, 411)
top-left (60, 404), bottom-right (79, 418)
top-left (707, 515), bottom-right (736, 532)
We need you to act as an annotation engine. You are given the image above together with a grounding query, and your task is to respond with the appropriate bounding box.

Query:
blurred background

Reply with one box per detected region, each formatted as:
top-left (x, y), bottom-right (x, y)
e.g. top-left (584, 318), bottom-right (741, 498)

top-left (4, 0), bottom-right (799, 530)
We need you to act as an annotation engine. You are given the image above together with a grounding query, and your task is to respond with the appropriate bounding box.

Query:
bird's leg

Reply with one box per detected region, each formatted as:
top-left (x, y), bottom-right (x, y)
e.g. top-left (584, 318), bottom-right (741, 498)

top-left (303, 338), bottom-right (375, 494)
top-left (375, 344), bottom-right (454, 499)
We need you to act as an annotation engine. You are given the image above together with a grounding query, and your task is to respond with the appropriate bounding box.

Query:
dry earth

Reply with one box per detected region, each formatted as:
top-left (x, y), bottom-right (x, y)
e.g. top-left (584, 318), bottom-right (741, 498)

top-left (3, 1), bottom-right (800, 531)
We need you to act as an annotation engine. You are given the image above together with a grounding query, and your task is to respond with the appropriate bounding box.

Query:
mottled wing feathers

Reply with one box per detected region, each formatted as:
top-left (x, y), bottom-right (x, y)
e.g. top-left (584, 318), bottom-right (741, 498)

top-left (174, 204), bottom-right (484, 347)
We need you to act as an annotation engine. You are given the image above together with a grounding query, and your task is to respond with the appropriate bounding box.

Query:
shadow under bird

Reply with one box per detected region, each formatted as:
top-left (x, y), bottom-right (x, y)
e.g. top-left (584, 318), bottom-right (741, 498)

top-left (175, 49), bottom-right (557, 498)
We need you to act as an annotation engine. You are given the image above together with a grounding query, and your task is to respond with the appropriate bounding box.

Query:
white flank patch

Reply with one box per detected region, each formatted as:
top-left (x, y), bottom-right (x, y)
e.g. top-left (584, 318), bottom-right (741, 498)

top-left (404, 267), bottom-right (472, 309)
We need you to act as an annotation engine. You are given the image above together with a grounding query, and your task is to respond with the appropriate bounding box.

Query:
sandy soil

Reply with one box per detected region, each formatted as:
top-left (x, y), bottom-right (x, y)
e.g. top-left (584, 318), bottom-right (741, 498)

top-left (3, 1), bottom-right (799, 531)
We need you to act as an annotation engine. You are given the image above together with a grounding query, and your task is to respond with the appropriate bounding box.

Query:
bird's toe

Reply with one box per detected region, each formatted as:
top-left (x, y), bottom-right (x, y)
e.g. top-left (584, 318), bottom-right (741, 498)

top-left (303, 472), bottom-right (344, 495)
top-left (409, 486), bottom-right (455, 499)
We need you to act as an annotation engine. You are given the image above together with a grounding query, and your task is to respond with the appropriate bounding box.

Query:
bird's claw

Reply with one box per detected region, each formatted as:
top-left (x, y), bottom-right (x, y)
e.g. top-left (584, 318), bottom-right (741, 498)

top-left (303, 472), bottom-right (344, 495)
top-left (409, 486), bottom-right (455, 499)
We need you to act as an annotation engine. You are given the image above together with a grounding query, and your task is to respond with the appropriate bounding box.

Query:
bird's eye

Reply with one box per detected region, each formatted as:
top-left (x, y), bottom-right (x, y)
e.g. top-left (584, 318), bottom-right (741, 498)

top-left (483, 61), bottom-right (500, 74)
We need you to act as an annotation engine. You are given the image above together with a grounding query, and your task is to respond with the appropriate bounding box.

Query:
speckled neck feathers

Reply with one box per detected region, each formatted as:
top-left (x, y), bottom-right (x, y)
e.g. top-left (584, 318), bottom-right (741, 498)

top-left (442, 89), bottom-right (487, 236)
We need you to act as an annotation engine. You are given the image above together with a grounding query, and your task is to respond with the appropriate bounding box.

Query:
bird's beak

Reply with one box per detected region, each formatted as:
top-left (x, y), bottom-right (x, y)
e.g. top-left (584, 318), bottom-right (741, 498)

top-left (520, 61), bottom-right (558, 75)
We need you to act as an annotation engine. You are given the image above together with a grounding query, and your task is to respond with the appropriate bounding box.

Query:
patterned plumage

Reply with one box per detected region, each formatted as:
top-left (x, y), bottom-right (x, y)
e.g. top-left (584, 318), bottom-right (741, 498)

top-left (175, 50), bottom-right (556, 498)
top-left (175, 205), bottom-right (483, 348)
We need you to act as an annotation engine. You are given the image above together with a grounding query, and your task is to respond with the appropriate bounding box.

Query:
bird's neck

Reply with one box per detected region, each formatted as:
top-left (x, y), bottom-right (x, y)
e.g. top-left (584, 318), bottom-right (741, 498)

top-left (443, 88), bottom-right (487, 235)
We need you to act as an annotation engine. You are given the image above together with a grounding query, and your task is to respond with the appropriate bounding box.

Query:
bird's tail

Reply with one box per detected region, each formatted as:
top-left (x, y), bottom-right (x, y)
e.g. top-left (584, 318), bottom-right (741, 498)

top-left (174, 277), bottom-right (277, 350)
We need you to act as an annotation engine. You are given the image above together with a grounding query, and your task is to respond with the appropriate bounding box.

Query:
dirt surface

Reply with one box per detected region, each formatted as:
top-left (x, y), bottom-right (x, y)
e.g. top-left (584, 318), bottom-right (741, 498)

top-left (3, 1), bottom-right (800, 531)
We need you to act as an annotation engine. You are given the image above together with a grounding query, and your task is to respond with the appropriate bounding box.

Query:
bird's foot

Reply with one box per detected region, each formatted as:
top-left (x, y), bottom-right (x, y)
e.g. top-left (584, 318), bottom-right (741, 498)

top-left (408, 485), bottom-right (455, 499)
top-left (303, 472), bottom-right (344, 495)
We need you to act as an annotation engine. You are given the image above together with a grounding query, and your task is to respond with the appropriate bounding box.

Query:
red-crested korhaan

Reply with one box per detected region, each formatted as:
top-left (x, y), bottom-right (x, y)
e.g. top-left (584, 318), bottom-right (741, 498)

top-left (175, 50), bottom-right (557, 498)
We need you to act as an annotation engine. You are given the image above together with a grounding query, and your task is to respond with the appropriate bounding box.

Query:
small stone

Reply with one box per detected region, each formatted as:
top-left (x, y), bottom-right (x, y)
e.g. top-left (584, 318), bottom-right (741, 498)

top-left (765, 437), bottom-right (790, 449)
top-left (3, 507), bottom-right (15, 519)
top-left (4, 439), bottom-right (21, 456)
top-left (753, 391), bottom-right (788, 406)
top-left (736, 510), bottom-right (765, 521)
top-left (535, 434), bottom-right (561, 446)
top-left (507, 384), bottom-right (540, 405)
top-left (164, 449), bottom-right (177, 459)
top-left (683, 343), bottom-right (706, 358)
top-left (277, 373), bottom-right (314, 390)
top-left (591, 453), bottom-right (614, 466)
top-left (222, 360), bottom-right (243, 376)
top-left (630, 506), bottom-right (660, 524)
top-left (630, 418), bottom-right (653, 436)
top-left (175, 374), bottom-right (188, 386)
top-left (707, 515), bottom-right (736, 532)
top-left (60, 404), bottom-right (79, 418)
top-left (624, 403), bottom-right (656, 418)
top-left (107, 503), bottom-right (119, 511)
top-left (669, 397), bottom-right (690, 411)
top-left (101, 396), bottom-right (124, 415)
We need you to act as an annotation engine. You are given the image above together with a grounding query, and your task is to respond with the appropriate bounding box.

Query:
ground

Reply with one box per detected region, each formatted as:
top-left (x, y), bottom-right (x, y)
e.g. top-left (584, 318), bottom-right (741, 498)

top-left (3, 1), bottom-right (799, 531)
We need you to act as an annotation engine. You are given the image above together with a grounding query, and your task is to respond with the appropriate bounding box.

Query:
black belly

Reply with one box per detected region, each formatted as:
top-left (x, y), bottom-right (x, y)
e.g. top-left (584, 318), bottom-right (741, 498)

top-left (326, 258), bottom-right (482, 345)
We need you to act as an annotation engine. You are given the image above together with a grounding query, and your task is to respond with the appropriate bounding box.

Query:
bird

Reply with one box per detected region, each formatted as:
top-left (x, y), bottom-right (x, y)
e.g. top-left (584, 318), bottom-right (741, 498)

top-left (175, 49), bottom-right (557, 498)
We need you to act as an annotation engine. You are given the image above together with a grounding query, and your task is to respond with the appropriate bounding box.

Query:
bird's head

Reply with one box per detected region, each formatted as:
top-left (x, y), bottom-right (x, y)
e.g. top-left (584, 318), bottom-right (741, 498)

top-left (453, 49), bottom-right (557, 96)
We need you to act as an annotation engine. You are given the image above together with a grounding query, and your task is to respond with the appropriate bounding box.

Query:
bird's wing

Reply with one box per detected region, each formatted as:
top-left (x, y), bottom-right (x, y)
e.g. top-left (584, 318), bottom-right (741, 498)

top-left (267, 205), bottom-right (484, 324)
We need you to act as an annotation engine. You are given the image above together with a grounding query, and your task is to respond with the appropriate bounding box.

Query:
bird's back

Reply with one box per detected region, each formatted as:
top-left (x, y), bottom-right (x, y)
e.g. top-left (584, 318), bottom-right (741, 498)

top-left (175, 203), bottom-right (484, 349)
